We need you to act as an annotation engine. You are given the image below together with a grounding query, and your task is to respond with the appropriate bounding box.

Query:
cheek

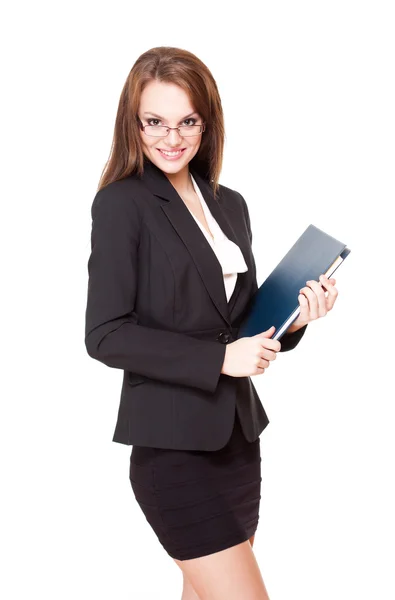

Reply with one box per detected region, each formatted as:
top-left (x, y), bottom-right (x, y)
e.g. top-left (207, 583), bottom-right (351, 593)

top-left (140, 132), bottom-right (155, 149)
top-left (189, 137), bottom-right (202, 153)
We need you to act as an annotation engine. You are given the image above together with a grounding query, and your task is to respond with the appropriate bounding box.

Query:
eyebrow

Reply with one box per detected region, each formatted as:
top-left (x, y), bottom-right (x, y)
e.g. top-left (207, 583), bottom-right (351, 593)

top-left (142, 111), bottom-right (198, 121)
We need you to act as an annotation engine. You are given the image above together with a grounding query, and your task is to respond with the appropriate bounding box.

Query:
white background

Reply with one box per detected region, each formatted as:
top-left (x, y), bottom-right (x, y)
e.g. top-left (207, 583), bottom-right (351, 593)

top-left (2, 1), bottom-right (394, 598)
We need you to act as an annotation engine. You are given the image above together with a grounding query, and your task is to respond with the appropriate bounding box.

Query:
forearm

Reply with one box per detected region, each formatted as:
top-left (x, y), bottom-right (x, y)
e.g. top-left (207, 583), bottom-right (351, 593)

top-left (85, 317), bottom-right (226, 393)
top-left (279, 323), bottom-right (308, 352)
top-left (287, 322), bottom-right (305, 334)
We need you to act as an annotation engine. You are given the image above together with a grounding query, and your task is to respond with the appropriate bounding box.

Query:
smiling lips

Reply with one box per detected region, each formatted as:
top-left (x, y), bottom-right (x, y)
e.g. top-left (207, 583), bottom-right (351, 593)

top-left (157, 148), bottom-right (186, 160)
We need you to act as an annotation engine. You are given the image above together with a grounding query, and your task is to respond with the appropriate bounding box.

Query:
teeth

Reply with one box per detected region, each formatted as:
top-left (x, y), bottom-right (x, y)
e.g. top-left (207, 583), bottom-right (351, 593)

top-left (160, 149), bottom-right (183, 156)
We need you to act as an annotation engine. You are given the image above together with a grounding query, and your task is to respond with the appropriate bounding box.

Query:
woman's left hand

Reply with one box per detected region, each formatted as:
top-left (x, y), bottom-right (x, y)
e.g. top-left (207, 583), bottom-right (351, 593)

top-left (288, 274), bottom-right (339, 332)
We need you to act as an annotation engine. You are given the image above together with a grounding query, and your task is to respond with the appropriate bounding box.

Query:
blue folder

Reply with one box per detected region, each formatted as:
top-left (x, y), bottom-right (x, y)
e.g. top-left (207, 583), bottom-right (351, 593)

top-left (237, 224), bottom-right (351, 340)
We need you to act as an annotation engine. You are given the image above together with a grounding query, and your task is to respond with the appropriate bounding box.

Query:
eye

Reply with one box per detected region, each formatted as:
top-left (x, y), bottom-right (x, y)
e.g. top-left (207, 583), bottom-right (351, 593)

top-left (146, 117), bottom-right (198, 126)
top-left (183, 118), bottom-right (197, 126)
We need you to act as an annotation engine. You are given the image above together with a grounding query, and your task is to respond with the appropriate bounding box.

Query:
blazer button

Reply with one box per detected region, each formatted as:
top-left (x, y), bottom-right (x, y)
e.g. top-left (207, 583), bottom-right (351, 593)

top-left (217, 332), bottom-right (231, 344)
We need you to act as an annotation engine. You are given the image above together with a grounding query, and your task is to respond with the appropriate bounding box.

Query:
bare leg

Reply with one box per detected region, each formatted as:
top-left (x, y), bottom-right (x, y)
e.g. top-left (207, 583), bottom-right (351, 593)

top-left (181, 574), bottom-right (201, 600)
top-left (178, 534), bottom-right (269, 600)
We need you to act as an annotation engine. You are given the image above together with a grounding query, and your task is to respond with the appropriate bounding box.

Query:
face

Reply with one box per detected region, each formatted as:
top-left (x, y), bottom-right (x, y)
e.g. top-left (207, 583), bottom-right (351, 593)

top-left (138, 80), bottom-right (205, 176)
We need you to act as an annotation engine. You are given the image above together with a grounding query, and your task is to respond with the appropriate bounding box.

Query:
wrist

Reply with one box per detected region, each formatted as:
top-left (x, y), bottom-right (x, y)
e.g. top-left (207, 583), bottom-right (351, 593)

top-left (287, 322), bottom-right (305, 334)
top-left (220, 345), bottom-right (228, 374)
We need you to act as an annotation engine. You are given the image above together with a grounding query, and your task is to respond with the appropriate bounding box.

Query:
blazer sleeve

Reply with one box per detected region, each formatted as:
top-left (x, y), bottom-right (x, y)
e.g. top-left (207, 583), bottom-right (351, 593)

top-left (84, 186), bottom-right (226, 393)
top-left (238, 192), bottom-right (308, 352)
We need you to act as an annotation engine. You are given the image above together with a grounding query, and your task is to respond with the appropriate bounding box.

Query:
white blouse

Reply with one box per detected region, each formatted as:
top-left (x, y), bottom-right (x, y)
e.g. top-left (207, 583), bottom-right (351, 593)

top-left (186, 174), bottom-right (248, 302)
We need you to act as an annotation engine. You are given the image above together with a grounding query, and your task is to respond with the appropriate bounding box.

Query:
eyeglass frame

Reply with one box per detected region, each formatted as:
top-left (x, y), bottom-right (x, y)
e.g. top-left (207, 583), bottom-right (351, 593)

top-left (137, 116), bottom-right (206, 137)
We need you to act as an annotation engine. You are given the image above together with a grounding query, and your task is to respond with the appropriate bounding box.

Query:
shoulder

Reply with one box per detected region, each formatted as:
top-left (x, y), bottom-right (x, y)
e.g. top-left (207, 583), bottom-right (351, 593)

top-left (217, 182), bottom-right (247, 213)
top-left (91, 177), bottom-right (141, 222)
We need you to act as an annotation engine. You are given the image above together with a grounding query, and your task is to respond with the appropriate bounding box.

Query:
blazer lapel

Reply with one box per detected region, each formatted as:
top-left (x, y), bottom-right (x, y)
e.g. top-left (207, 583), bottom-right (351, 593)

top-left (138, 159), bottom-right (250, 326)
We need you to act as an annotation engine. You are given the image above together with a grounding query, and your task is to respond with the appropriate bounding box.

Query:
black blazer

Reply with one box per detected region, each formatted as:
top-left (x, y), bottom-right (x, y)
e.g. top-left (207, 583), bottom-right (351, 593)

top-left (84, 158), bottom-right (307, 450)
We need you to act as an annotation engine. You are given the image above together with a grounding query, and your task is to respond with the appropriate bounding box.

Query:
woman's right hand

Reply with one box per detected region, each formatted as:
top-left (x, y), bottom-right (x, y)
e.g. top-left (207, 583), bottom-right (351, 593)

top-left (220, 325), bottom-right (281, 377)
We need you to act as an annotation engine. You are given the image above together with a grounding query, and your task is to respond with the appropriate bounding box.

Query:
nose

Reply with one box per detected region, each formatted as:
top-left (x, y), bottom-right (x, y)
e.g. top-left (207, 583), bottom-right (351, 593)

top-left (166, 128), bottom-right (183, 145)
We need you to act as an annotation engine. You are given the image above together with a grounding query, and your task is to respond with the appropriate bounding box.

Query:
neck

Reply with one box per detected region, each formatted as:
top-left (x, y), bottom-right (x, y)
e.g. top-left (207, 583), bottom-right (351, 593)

top-left (165, 166), bottom-right (194, 196)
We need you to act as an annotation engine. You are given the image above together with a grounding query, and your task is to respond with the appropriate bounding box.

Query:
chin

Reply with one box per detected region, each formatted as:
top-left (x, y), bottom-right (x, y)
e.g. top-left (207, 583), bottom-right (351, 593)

top-left (152, 154), bottom-right (190, 171)
top-left (158, 162), bottom-right (188, 173)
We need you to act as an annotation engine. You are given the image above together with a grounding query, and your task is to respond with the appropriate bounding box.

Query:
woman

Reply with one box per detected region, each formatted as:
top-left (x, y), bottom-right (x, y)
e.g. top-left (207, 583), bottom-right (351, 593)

top-left (84, 47), bottom-right (338, 600)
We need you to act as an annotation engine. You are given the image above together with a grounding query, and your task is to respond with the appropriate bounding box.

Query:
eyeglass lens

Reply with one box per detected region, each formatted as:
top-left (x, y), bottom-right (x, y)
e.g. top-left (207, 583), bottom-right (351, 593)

top-left (144, 125), bottom-right (203, 137)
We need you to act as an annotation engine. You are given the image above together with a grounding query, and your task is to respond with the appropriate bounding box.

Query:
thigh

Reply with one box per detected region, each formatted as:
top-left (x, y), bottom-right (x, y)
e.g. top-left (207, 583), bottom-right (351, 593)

top-left (173, 539), bottom-right (269, 600)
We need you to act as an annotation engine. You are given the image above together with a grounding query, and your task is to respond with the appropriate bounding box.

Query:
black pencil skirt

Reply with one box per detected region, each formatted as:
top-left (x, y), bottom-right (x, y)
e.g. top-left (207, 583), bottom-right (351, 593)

top-left (129, 406), bottom-right (262, 560)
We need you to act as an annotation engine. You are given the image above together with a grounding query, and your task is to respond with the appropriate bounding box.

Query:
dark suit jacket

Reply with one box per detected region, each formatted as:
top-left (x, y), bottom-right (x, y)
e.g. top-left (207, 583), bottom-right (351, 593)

top-left (84, 158), bottom-right (308, 450)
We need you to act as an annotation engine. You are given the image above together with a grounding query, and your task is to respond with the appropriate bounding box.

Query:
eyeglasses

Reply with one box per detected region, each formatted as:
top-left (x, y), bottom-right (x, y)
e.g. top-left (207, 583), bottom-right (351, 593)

top-left (138, 119), bottom-right (206, 138)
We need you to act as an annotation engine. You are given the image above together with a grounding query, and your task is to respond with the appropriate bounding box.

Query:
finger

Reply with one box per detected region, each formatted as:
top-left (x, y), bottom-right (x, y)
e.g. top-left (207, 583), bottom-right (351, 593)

top-left (306, 279), bottom-right (327, 317)
top-left (299, 284), bottom-right (319, 319)
top-left (256, 357), bottom-right (270, 369)
top-left (298, 293), bottom-right (310, 322)
top-left (319, 275), bottom-right (338, 310)
top-left (318, 274), bottom-right (336, 293)
top-left (257, 337), bottom-right (281, 352)
top-left (319, 274), bottom-right (336, 290)
top-left (259, 348), bottom-right (278, 361)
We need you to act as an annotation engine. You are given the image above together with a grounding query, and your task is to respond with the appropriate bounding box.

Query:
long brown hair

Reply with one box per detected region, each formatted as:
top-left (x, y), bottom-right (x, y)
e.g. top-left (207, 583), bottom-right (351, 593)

top-left (97, 46), bottom-right (225, 199)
